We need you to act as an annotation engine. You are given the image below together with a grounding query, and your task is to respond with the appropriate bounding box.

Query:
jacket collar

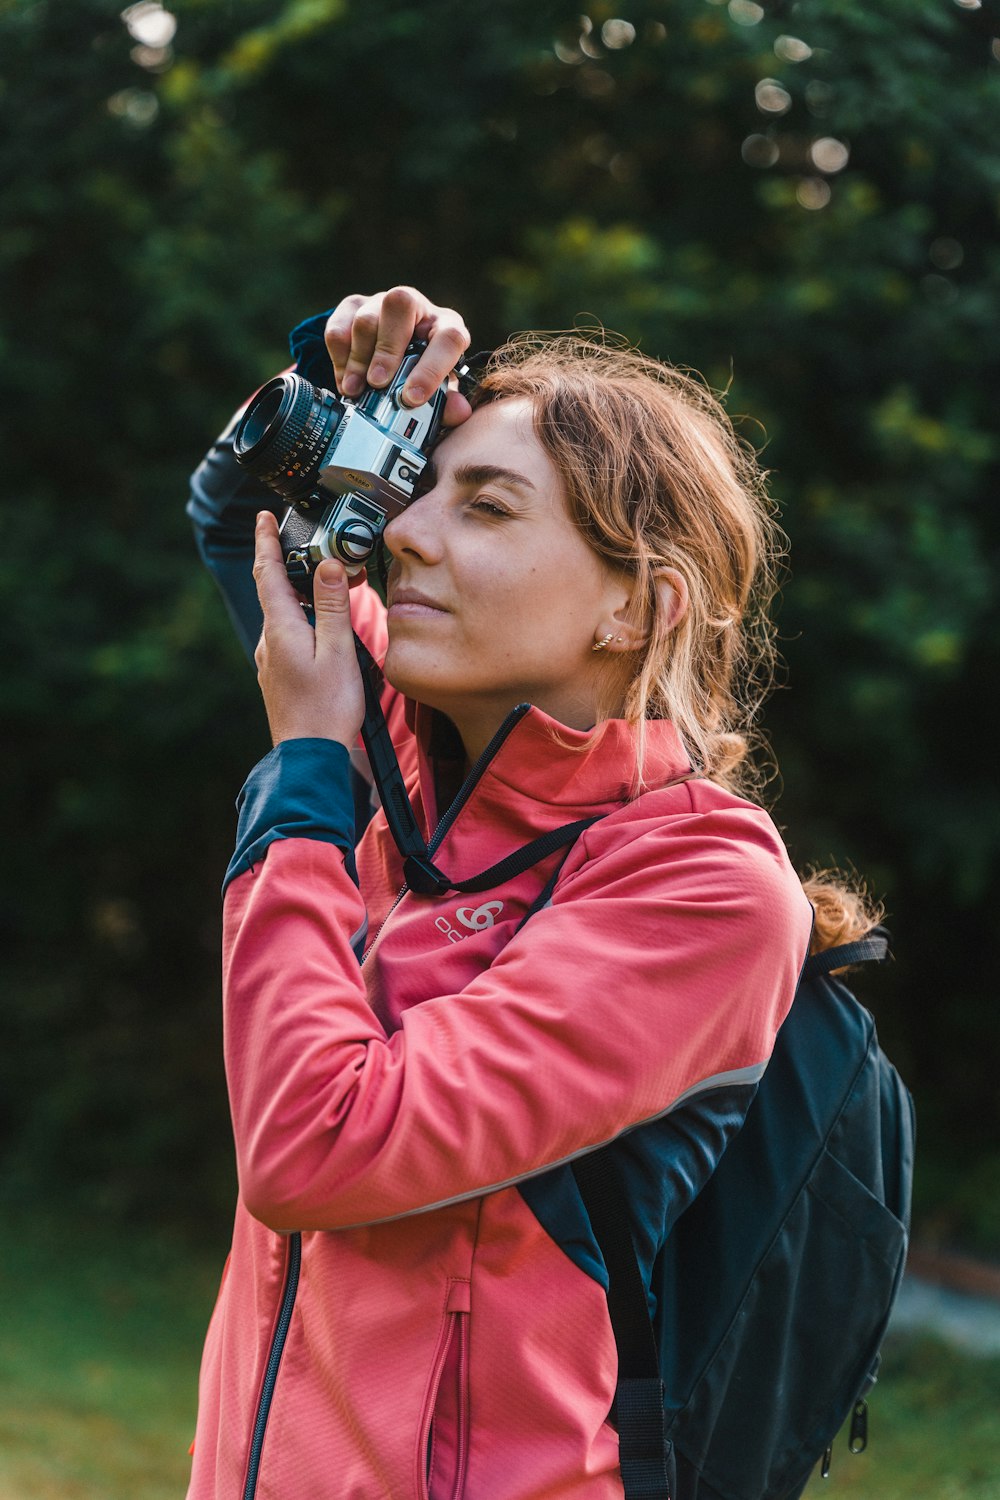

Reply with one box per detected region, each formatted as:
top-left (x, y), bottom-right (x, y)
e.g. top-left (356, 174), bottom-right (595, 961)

top-left (409, 698), bottom-right (692, 816)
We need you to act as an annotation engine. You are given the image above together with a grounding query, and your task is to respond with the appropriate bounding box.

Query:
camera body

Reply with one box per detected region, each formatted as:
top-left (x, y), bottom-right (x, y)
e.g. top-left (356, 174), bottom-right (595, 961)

top-left (233, 341), bottom-right (448, 594)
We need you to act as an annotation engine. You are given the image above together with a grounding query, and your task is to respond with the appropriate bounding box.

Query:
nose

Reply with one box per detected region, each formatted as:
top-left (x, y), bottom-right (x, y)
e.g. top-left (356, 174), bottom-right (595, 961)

top-left (383, 481), bottom-right (446, 564)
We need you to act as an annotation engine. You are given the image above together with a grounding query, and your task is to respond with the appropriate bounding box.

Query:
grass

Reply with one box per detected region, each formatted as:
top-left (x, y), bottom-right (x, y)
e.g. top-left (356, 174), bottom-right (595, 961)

top-left (803, 1333), bottom-right (1000, 1499)
top-left (1, 1207), bottom-right (998, 1498)
top-left (0, 1208), bottom-right (224, 1500)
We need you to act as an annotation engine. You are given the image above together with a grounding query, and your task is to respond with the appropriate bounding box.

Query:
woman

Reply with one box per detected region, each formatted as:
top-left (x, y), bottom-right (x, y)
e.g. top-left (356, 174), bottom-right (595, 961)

top-left (185, 286), bottom-right (861, 1500)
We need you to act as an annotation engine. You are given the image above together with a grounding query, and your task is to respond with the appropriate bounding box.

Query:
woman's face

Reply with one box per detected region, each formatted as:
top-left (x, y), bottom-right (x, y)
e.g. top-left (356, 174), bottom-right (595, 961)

top-left (381, 398), bottom-right (632, 760)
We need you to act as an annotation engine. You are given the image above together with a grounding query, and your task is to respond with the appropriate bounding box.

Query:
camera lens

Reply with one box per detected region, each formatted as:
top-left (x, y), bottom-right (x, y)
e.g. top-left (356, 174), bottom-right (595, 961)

top-left (234, 373), bottom-right (344, 502)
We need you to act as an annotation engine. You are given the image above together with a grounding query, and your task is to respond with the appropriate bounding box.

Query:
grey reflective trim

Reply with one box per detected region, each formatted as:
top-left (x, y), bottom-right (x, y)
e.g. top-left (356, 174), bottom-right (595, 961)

top-left (665, 1059), bottom-right (768, 1111)
top-left (349, 744), bottom-right (375, 789)
top-left (332, 1058), bottom-right (769, 1230)
top-left (349, 914), bottom-right (369, 961)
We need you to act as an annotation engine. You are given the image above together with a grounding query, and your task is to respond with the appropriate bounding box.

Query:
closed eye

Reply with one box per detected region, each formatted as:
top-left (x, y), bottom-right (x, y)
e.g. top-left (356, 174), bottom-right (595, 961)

top-left (470, 495), bottom-right (512, 518)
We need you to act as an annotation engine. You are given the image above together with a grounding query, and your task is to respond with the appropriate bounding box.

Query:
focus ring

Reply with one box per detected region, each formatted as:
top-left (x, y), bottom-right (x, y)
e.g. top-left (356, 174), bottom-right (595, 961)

top-left (273, 376), bottom-right (314, 460)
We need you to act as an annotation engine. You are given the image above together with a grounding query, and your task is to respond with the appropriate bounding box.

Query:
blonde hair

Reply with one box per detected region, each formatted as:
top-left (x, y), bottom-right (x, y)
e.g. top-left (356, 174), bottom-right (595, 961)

top-left (472, 332), bottom-right (780, 798)
top-left (472, 333), bottom-right (883, 953)
top-left (801, 868), bottom-right (886, 969)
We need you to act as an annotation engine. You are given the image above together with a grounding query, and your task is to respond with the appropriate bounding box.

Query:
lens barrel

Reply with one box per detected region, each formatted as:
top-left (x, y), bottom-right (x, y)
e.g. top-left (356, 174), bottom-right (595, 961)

top-left (234, 374), bottom-right (343, 502)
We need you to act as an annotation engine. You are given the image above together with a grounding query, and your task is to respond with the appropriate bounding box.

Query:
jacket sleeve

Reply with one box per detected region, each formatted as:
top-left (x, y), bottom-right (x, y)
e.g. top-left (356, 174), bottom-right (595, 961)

top-left (187, 407), bottom-right (282, 663)
top-left (222, 802), bottom-right (812, 1234)
top-left (187, 310), bottom-right (341, 662)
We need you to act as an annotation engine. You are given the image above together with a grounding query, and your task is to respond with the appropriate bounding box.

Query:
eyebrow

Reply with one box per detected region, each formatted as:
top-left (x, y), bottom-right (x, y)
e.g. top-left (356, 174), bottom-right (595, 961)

top-left (450, 462), bottom-right (538, 495)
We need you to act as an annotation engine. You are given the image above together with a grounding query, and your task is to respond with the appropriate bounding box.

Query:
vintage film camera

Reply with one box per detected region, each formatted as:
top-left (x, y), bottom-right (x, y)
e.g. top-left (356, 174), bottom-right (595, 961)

top-left (233, 341), bottom-right (460, 595)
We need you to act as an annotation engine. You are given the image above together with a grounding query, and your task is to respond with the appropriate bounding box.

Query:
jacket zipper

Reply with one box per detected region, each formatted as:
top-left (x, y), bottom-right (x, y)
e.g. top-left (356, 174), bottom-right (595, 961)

top-left (423, 1283), bottom-right (472, 1500)
top-left (361, 702), bottom-right (531, 966)
top-left (425, 702), bottom-right (531, 859)
top-left (241, 1230), bottom-right (302, 1500)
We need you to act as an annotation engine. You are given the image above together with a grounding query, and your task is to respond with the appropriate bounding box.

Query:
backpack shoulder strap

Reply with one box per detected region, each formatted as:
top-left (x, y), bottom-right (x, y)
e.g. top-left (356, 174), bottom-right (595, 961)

top-left (801, 925), bottom-right (891, 980)
top-left (572, 1151), bottom-right (675, 1500)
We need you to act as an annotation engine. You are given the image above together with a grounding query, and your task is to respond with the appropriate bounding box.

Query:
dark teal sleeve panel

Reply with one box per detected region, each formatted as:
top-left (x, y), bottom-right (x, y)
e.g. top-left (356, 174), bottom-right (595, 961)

top-left (186, 311), bottom-right (333, 664)
top-left (518, 1083), bottom-right (758, 1315)
top-left (188, 423), bottom-right (280, 663)
top-left (288, 309), bottom-right (336, 385)
top-left (225, 739), bottom-right (357, 894)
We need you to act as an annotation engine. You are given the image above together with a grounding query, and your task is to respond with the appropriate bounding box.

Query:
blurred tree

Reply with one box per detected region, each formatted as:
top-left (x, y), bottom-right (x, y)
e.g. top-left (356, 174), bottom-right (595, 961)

top-left (0, 0), bottom-right (997, 1243)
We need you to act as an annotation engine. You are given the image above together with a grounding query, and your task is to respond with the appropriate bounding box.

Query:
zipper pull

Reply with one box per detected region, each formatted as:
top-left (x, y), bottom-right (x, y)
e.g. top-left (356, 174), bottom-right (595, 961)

top-left (820, 1445), bottom-right (832, 1479)
top-left (849, 1399), bottom-right (869, 1455)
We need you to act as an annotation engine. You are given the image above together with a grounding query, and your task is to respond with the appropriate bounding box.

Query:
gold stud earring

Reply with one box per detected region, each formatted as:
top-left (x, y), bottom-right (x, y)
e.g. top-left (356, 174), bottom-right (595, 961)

top-left (592, 631), bottom-right (615, 652)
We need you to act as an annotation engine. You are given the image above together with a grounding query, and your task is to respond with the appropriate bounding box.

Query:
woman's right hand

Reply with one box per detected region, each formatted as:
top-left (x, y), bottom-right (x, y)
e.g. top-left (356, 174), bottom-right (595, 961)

top-left (324, 286), bottom-right (473, 428)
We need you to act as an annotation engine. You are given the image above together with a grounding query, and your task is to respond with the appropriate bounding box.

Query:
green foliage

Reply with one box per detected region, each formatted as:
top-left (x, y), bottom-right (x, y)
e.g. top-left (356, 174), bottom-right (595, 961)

top-left (1, 0), bottom-right (997, 1241)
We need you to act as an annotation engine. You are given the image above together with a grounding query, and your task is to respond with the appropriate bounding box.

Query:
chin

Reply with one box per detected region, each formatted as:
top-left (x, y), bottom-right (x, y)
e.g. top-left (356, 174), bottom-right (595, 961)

top-left (382, 644), bottom-right (454, 707)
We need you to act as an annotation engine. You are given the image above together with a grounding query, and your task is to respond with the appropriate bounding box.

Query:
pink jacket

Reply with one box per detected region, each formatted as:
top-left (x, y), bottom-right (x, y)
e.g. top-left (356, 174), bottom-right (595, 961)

top-left (187, 585), bottom-right (812, 1500)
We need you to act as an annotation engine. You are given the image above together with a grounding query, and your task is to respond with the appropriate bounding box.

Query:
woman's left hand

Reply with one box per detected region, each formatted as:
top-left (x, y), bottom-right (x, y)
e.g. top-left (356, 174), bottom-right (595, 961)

top-left (252, 511), bottom-right (365, 749)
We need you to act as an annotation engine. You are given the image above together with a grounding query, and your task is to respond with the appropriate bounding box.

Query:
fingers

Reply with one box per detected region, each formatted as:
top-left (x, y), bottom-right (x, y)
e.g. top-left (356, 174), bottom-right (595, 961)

top-left (253, 511), bottom-right (310, 644)
top-left (254, 538), bottom-right (367, 747)
top-left (443, 386), bottom-right (473, 429)
top-left (324, 287), bottom-right (470, 408)
top-left (363, 286), bottom-right (426, 394)
top-left (326, 288), bottom-right (417, 397)
top-left (311, 559), bottom-right (354, 659)
top-left (403, 313), bottom-right (470, 409)
top-left (324, 292), bottom-right (367, 392)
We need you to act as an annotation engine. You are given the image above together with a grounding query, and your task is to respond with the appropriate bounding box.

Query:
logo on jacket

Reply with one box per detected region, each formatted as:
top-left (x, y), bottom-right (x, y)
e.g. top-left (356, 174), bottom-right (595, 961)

top-left (434, 901), bottom-right (505, 944)
top-left (457, 901), bottom-right (504, 930)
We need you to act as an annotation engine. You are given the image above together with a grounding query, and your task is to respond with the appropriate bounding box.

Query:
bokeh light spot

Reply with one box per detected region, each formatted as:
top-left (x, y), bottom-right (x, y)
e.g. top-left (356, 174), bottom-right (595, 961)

top-left (756, 79), bottom-right (792, 115)
top-left (577, 19), bottom-right (602, 60)
top-left (921, 274), bottom-right (960, 304)
top-left (120, 2), bottom-right (176, 48)
top-left (775, 35), bottom-right (812, 62)
top-left (742, 134), bottom-right (780, 168)
top-left (609, 152), bottom-right (638, 182)
top-left (602, 19), bottom-right (636, 49)
top-left (578, 68), bottom-right (616, 98)
top-left (107, 87), bottom-right (159, 127)
top-left (810, 137), bottom-right (850, 173)
top-left (796, 177), bottom-right (831, 210)
top-left (729, 0), bottom-right (764, 25)
top-left (929, 237), bottom-right (964, 270)
top-left (131, 43), bottom-right (172, 71)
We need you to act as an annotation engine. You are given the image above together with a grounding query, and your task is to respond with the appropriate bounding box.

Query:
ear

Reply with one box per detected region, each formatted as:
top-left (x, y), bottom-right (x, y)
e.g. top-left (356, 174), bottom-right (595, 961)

top-left (595, 568), bottom-right (689, 654)
top-left (654, 568), bottom-right (689, 633)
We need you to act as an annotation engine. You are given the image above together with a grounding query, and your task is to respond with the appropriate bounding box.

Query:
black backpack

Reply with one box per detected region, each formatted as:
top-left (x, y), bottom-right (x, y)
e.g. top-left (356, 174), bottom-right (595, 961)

top-left (351, 658), bottom-right (915, 1500)
top-left (572, 928), bottom-right (915, 1500)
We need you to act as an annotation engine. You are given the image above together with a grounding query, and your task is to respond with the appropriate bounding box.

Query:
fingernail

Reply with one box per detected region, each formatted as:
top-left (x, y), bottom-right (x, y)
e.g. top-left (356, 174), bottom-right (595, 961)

top-left (368, 360), bottom-right (389, 386)
top-left (342, 373), bottom-right (363, 396)
top-left (316, 563), bottom-right (344, 590)
top-left (403, 382), bottom-right (426, 406)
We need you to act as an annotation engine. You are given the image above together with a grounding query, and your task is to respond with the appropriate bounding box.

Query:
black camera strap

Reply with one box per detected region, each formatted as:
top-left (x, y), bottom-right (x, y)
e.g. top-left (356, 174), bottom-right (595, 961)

top-left (353, 632), bottom-right (597, 898)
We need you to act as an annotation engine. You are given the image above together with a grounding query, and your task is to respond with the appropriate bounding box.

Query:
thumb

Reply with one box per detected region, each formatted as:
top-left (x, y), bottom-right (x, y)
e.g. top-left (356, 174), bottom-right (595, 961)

top-left (312, 560), bottom-right (353, 636)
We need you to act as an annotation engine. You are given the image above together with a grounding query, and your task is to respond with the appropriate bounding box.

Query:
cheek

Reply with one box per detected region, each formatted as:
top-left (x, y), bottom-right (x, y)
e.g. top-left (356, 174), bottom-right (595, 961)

top-left (452, 535), bottom-right (604, 660)
top-left (455, 556), bottom-right (530, 631)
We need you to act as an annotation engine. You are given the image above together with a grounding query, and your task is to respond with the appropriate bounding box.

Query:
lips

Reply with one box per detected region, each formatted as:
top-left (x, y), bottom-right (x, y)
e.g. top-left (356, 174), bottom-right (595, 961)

top-left (387, 586), bottom-right (450, 613)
